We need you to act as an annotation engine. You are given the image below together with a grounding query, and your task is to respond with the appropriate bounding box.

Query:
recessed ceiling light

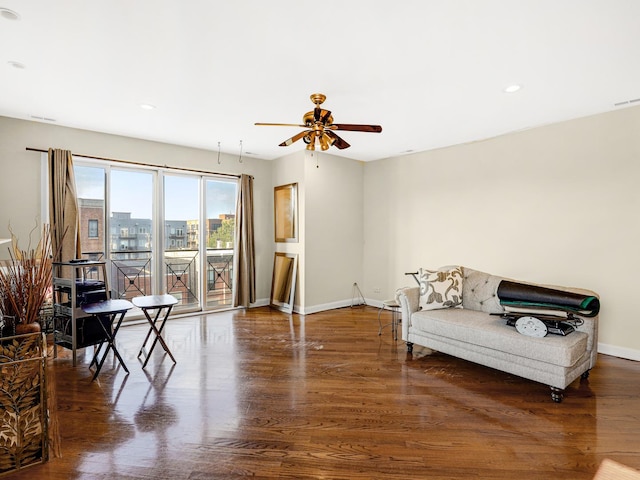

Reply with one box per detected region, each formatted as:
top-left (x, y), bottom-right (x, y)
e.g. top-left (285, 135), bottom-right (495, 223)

top-left (503, 84), bottom-right (522, 94)
top-left (8, 60), bottom-right (25, 69)
top-left (0, 8), bottom-right (20, 20)
top-left (140, 103), bottom-right (156, 110)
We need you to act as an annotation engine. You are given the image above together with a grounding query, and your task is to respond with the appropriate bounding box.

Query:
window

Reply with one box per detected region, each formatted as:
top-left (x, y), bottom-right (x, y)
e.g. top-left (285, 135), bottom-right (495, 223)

top-left (88, 219), bottom-right (98, 238)
top-left (68, 158), bottom-right (237, 312)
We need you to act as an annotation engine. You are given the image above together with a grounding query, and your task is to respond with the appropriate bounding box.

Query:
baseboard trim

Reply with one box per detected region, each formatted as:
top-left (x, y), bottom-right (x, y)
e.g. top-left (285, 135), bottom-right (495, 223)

top-left (250, 298), bottom-right (270, 308)
top-left (254, 300), bottom-right (639, 363)
top-left (299, 299), bottom-right (351, 315)
top-left (251, 297), bottom-right (388, 315)
top-left (598, 343), bottom-right (640, 362)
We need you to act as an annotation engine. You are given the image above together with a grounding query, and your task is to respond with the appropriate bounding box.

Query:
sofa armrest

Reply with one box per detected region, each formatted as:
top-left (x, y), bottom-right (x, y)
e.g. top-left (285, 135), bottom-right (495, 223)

top-left (543, 284), bottom-right (600, 369)
top-left (397, 286), bottom-right (420, 342)
top-left (575, 314), bottom-right (599, 369)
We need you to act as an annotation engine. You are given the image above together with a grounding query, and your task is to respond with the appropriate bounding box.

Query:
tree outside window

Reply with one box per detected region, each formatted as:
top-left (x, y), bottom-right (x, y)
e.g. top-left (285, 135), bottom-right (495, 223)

top-left (208, 218), bottom-right (235, 248)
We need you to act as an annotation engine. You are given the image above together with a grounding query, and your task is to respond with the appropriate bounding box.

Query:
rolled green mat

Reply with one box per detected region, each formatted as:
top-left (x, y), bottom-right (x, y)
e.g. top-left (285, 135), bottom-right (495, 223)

top-left (497, 280), bottom-right (600, 317)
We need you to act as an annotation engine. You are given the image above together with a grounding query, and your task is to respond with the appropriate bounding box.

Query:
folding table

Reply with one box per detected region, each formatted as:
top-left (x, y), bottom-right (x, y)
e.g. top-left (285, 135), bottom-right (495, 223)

top-left (81, 299), bottom-right (133, 380)
top-left (133, 294), bottom-right (179, 368)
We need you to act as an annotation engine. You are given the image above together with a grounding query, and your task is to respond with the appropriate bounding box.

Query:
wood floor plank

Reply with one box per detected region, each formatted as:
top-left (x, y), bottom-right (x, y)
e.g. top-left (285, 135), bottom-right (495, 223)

top-left (5, 305), bottom-right (640, 479)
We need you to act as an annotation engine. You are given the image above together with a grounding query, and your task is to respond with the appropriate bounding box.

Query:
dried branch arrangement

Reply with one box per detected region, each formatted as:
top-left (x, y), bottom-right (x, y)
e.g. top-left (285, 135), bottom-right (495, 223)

top-left (0, 225), bottom-right (53, 326)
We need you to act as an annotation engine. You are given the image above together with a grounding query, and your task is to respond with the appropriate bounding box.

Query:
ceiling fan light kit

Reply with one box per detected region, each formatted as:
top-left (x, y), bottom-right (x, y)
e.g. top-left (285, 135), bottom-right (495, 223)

top-left (255, 93), bottom-right (382, 152)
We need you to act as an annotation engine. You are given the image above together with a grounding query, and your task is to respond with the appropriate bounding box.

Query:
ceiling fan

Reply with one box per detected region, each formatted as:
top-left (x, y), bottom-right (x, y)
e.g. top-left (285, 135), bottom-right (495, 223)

top-left (255, 93), bottom-right (382, 151)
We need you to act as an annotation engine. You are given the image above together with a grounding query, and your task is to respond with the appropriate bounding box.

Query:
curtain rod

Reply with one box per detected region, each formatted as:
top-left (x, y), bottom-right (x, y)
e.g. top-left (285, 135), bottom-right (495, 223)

top-left (26, 147), bottom-right (243, 179)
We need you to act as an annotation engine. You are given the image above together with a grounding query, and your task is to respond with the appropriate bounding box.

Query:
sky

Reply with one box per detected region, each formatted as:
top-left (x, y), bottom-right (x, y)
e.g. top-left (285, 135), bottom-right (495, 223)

top-left (74, 165), bottom-right (237, 220)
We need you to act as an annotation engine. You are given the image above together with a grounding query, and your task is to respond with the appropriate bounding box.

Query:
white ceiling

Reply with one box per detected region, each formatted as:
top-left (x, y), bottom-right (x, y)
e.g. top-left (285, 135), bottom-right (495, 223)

top-left (1, 1), bottom-right (639, 162)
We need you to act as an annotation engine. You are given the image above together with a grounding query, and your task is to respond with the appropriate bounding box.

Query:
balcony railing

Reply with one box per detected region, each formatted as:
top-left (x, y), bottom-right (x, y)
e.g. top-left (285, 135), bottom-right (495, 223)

top-left (164, 249), bottom-right (199, 307)
top-left (206, 250), bottom-right (234, 307)
top-left (84, 249), bottom-right (233, 310)
top-left (110, 250), bottom-right (152, 300)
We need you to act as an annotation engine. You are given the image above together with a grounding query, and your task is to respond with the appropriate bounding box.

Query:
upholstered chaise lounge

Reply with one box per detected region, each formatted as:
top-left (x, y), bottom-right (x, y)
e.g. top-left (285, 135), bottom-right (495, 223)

top-left (396, 266), bottom-right (600, 402)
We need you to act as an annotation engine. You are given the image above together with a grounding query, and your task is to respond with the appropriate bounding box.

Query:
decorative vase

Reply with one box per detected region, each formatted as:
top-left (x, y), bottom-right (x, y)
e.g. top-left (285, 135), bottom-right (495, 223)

top-left (0, 225), bottom-right (54, 337)
top-left (15, 321), bottom-right (42, 335)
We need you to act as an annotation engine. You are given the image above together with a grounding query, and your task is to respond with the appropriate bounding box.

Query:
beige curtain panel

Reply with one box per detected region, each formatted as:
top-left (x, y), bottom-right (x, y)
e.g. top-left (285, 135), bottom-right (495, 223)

top-left (48, 148), bottom-right (81, 263)
top-left (232, 174), bottom-right (256, 307)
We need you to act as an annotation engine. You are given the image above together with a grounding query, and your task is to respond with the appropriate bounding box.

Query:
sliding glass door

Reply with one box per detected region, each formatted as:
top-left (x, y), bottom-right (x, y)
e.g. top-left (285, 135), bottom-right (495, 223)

top-left (163, 174), bottom-right (200, 310)
top-left (109, 169), bottom-right (154, 301)
top-left (205, 179), bottom-right (237, 308)
top-left (74, 164), bottom-right (106, 261)
top-left (73, 159), bottom-right (237, 313)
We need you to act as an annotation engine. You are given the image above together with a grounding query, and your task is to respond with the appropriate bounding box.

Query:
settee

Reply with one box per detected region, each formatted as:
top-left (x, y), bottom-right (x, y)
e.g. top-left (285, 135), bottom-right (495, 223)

top-left (396, 266), bottom-right (600, 402)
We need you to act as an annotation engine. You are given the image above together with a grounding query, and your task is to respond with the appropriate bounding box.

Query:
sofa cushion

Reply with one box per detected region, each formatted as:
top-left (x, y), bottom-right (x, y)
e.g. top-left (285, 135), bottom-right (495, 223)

top-left (418, 266), bottom-right (463, 311)
top-left (410, 308), bottom-right (588, 367)
top-left (462, 268), bottom-right (505, 314)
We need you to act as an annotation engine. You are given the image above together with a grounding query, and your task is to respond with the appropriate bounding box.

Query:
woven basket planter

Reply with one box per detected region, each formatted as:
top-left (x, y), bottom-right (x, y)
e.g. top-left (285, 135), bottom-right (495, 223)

top-left (0, 332), bottom-right (48, 476)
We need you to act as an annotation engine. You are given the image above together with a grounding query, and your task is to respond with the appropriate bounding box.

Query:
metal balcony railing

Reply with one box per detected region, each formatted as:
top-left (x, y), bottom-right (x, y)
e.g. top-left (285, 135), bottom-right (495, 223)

top-left (110, 250), bottom-right (152, 301)
top-left (87, 248), bottom-right (234, 309)
top-left (206, 250), bottom-right (234, 307)
top-left (164, 249), bottom-right (199, 307)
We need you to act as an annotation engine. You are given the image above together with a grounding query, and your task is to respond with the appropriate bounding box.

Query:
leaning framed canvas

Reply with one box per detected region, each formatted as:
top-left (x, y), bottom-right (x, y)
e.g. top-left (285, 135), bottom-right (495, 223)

top-left (270, 252), bottom-right (298, 313)
top-left (274, 183), bottom-right (298, 243)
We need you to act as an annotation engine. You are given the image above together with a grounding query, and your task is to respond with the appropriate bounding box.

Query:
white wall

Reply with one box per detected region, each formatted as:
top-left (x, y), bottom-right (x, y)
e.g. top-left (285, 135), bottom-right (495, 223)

top-left (363, 105), bottom-right (640, 359)
top-left (0, 116), bottom-right (274, 303)
top-left (4, 106), bottom-right (640, 359)
top-left (303, 151), bottom-right (364, 313)
top-left (270, 150), bottom-right (365, 313)
top-left (272, 150), bottom-right (305, 310)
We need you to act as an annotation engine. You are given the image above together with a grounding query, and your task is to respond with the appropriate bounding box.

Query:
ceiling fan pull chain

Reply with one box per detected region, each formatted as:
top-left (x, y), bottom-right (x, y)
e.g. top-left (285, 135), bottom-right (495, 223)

top-left (238, 140), bottom-right (243, 163)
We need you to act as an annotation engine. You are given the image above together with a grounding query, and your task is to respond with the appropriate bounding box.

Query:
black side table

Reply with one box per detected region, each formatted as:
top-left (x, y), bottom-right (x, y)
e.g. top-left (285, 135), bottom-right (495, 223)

top-left (81, 299), bottom-right (133, 380)
top-left (132, 294), bottom-right (179, 368)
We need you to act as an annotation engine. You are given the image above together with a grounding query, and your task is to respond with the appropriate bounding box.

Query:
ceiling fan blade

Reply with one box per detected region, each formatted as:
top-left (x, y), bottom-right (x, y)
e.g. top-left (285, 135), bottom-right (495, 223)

top-left (325, 130), bottom-right (351, 149)
top-left (255, 122), bottom-right (307, 127)
top-left (279, 130), bottom-right (310, 147)
top-left (319, 109), bottom-right (332, 124)
top-left (313, 108), bottom-right (333, 123)
top-left (329, 123), bottom-right (383, 133)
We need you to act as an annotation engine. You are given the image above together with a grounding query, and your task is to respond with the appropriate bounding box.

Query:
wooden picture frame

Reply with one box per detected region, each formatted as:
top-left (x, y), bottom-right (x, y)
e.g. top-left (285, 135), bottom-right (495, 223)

top-left (274, 183), bottom-right (298, 243)
top-left (270, 252), bottom-right (298, 313)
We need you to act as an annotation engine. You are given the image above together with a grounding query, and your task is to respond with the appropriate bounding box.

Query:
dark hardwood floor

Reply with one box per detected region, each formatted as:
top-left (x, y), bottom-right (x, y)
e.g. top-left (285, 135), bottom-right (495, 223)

top-left (9, 306), bottom-right (640, 479)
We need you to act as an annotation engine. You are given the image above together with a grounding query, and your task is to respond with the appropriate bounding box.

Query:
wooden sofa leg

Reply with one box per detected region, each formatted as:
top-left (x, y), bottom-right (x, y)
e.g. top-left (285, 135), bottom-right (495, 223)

top-left (550, 386), bottom-right (564, 403)
top-left (581, 369), bottom-right (590, 380)
top-left (406, 342), bottom-right (413, 354)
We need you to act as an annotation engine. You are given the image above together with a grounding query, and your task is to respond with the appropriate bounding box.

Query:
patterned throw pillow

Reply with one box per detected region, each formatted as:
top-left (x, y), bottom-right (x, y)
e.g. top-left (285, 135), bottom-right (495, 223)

top-left (418, 266), bottom-right (464, 311)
